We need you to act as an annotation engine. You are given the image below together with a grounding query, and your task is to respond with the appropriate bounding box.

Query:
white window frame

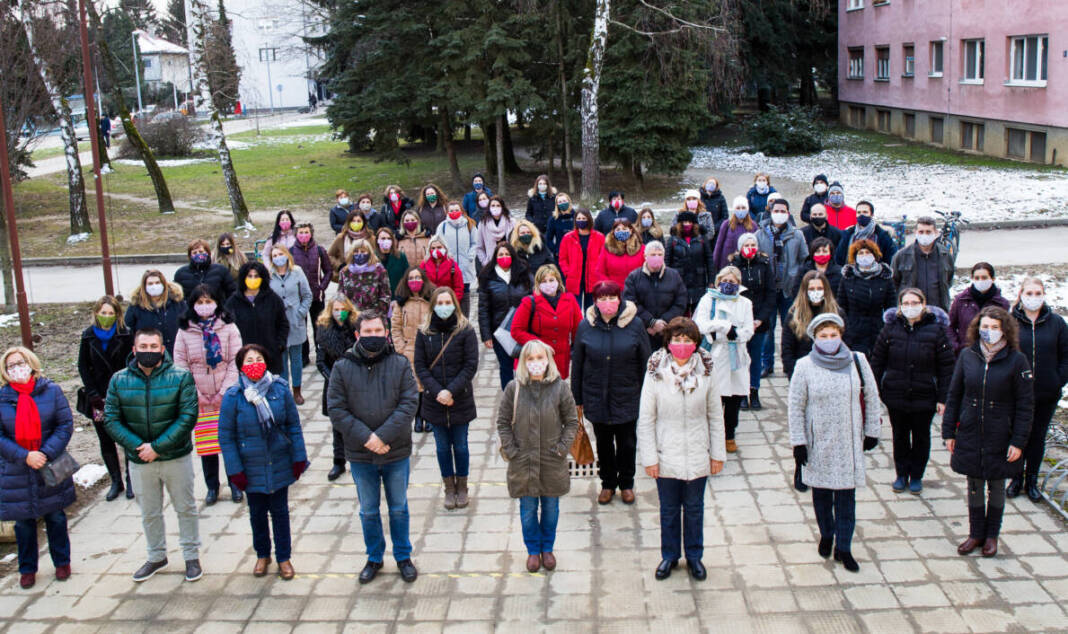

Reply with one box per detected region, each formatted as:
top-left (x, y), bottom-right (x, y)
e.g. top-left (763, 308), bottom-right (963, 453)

top-left (961, 39), bottom-right (984, 84)
top-left (875, 46), bottom-right (890, 81)
top-left (848, 47), bottom-right (865, 79)
top-left (903, 44), bottom-right (915, 77)
top-left (1007, 35), bottom-right (1048, 87)
top-left (929, 41), bottom-right (944, 77)
top-left (847, 0), bottom-right (864, 10)
top-left (258, 48), bottom-right (278, 62)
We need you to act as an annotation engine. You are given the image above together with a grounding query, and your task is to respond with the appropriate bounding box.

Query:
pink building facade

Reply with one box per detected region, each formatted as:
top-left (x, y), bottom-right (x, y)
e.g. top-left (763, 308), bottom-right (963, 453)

top-left (838, 0), bottom-right (1068, 166)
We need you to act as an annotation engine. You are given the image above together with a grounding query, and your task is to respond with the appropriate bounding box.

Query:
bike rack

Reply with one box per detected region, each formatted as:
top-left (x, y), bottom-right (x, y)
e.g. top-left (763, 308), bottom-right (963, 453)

top-left (1039, 441), bottom-right (1068, 521)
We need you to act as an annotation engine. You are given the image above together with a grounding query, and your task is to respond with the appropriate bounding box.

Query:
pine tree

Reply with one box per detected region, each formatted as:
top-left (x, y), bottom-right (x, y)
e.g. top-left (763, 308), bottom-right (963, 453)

top-left (203, 0), bottom-right (241, 114)
top-left (120, 0), bottom-right (160, 33)
top-left (161, 0), bottom-right (188, 45)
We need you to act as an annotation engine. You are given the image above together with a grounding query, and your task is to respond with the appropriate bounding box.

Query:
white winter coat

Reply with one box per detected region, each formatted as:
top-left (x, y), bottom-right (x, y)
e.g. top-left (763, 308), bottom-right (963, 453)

top-left (693, 291), bottom-right (754, 397)
top-left (788, 352), bottom-right (882, 490)
top-left (435, 218), bottom-right (478, 286)
top-left (637, 349), bottom-right (726, 481)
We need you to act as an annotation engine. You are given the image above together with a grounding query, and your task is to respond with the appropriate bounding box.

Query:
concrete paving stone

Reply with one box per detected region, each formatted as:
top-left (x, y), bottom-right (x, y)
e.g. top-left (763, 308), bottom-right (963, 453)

top-left (499, 594), bottom-right (548, 621)
top-left (205, 595), bottom-right (259, 621)
top-left (910, 608), bottom-right (970, 634)
top-left (340, 622), bottom-right (390, 634)
top-left (971, 555), bottom-right (1032, 580)
top-left (157, 595), bottom-right (212, 620)
top-left (831, 560), bottom-right (886, 585)
top-left (398, 596), bottom-right (450, 621)
top-left (758, 504), bottom-right (806, 524)
top-left (547, 571), bottom-right (592, 594)
top-left (300, 596), bottom-right (352, 621)
top-left (292, 624), bottom-right (341, 634)
top-left (892, 583), bottom-right (952, 608)
top-left (644, 589), bottom-right (697, 615)
top-left (735, 564), bottom-right (789, 589)
top-left (940, 580), bottom-right (997, 607)
top-left (744, 588), bottom-right (798, 613)
top-left (1012, 603), bottom-right (1068, 631)
top-left (792, 587), bottom-right (847, 612)
top-left (879, 559), bottom-right (932, 583)
top-left (108, 597), bottom-right (166, 621)
top-left (744, 613), bottom-right (810, 634)
top-left (248, 596), bottom-right (308, 622)
top-left (728, 544), bottom-right (780, 566)
top-left (925, 557), bottom-right (980, 582)
top-left (989, 579), bottom-right (1053, 604)
top-left (998, 532), bottom-right (1057, 555)
top-left (858, 610), bottom-right (915, 634)
top-left (844, 584), bottom-right (901, 610)
top-left (546, 593), bottom-right (595, 621)
top-left (348, 596), bottom-right (401, 621)
top-left (724, 525), bottom-right (771, 545)
top-left (445, 596), bottom-right (497, 621)
top-left (958, 608), bottom-right (1017, 633)
top-left (596, 593), bottom-right (648, 619)
top-left (866, 539), bottom-right (919, 561)
top-left (785, 563), bottom-right (838, 587)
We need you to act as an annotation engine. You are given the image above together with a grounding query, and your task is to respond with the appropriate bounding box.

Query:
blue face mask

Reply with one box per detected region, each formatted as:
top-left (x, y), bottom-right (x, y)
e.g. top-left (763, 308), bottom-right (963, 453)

top-left (192, 252), bottom-right (209, 264)
top-left (352, 252), bottom-right (370, 266)
top-left (829, 193), bottom-right (844, 206)
top-left (733, 208), bottom-right (749, 220)
top-left (613, 230), bottom-right (631, 242)
top-left (718, 281), bottom-right (739, 295)
top-left (473, 182), bottom-right (483, 191)
top-left (271, 255), bottom-right (288, 268)
top-left (434, 304), bottom-right (456, 319)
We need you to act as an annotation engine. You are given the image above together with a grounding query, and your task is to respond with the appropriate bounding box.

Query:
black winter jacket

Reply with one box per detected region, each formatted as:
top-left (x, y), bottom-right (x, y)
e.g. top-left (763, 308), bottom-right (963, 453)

top-left (77, 326), bottom-right (133, 406)
top-left (730, 253), bottom-right (776, 334)
top-left (594, 205), bottom-right (638, 235)
top-left (571, 302), bottom-right (651, 425)
top-left (224, 290), bottom-right (290, 374)
top-left (330, 203), bottom-right (355, 234)
top-left (799, 222), bottom-right (844, 252)
top-left (665, 228), bottom-right (716, 306)
top-left (414, 322), bottom-right (480, 426)
top-left (792, 259), bottom-right (844, 300)
top-left (837, 263), bottom-right (897, 355)
top-left (124, 300), bottom-right (184, 355)
top-left (701, 190), bottom-right (728, 229)
top-left (477, 270), bottom-right (533, 343)
top-left (782, 306), bottom-right (846, 378)
top-left (800, 192), bottom-right (829, 223)
top-left (525, 193), bottom-right (556, 236)
top-left (622, 266), bottom-right (687, 347)
top-left (378, 196), bottom-right (415, 232)
top-left (942, 344), bottom-right (1034, 480)
top-left (1013, 304), bottom-right (1068, 402)
top-left (518, 244), bottom-right (556, 277)
top-left (870, 307), bottom-right (955, 412)
top-left (316, 321), bottom-right (356, 416)
top-left (174, 261), bottom-right (237, 299)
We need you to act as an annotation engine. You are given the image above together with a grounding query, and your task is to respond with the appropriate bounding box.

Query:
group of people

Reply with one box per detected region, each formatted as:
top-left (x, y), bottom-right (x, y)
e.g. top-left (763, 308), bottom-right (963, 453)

top-left (1, 171), bottom-right (1064, 590)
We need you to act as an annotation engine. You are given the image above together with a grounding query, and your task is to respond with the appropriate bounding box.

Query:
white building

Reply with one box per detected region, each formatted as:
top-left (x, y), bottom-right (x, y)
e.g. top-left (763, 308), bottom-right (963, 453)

top-left (135, 30), bottom-right (192, 92)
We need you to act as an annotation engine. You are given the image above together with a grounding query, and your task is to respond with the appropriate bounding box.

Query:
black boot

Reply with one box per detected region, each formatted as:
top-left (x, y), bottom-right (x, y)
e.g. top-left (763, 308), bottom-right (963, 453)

top-left (1006, 476), bottom-right (1023, 499)
top-left (739, 395), bottom-right (749, 410)
top-left (958, 506), bottom-right (986, 555)
top-left (103, 453), bottom-right (124, 502)
top-left (749, 388), bottom-right (762, 411)
top-left (983, 505), bottom-right (1004, 557)
top-left (328, 464), bottom-right (346, 482)
top-left (1025, 474), bottom-right (1042, 503)
top-left (413, 417), bottom-right (425, 433)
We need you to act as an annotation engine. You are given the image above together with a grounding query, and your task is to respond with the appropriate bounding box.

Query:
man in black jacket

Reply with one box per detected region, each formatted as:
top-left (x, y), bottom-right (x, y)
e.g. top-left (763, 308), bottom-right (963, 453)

top-left (800, 204), bottom-right (843, 252)
top-left (328, 311), bottom-right (420, 585)
top-left (594, 190), bottom-right (638, 235)
top-left (622, 240), bottom-right (687, 349)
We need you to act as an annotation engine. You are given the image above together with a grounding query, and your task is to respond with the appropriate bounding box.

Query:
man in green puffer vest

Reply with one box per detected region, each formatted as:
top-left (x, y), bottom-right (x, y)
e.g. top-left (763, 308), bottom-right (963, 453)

top-left (104, 328), bottom-right (202, 584)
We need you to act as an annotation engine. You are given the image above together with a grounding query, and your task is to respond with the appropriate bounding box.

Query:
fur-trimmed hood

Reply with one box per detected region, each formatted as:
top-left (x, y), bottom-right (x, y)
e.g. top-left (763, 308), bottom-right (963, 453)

top-left (129, 280), bottom-right (184, 310)
top-left (882, 305), bottom-right (950, 326)
top-left (527, 186), bottom-right (558, 198)
top-left (584, 300), bottom-right (638, 328)
top-left (646, 347), bottom-right (713, 378)
top-left (842, 261), bottom-right (892, 280)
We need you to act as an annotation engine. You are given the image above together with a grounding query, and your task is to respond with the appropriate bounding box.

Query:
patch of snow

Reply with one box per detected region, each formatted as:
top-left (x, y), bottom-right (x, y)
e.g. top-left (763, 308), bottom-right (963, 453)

top-left (0, 313), bottom-right (31, 328)
top-left (951, 272), bottom-right (1068, 313)
top-left (73, 463), bottom-right (109, 489)
top-left (115, 158), bottom-right (213, 167)
top-left (689, 134), bottom-right (1068, 222)
top-left (1, 553), bottom-right (15, 564)
top-left (66, 232), bottom-right (90, 245)
top-left (276, 117), bottom-right (329, 129)
top-left (100, 165), bottom-right (114, 175)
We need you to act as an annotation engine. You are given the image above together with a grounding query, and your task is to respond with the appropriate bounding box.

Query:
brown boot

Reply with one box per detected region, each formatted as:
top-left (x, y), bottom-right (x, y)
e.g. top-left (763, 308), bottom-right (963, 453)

top-left (443, 477), bottom-right (457, 510)
top-left (455, 476), bottom-right (469, 508)
top-left (982, 538), bottom-right (998, 558)
top-left (526, 554), bottom-right (541, 572)
top-left (278, 560), bottom-right (295, 580)
top-left (597, 489), bottom-right (614, 505)
top-left (620, 489), bottom-right (636, 505)
top-left (541, 552), bottom-right (557, 571)
top-left (253, 557), bottom-right (271, 577)
top-left (292, 386), bottom-right (304, 405)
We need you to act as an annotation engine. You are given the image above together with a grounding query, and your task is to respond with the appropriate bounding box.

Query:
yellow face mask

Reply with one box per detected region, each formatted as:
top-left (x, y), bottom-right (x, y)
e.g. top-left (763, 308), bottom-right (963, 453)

top-left (245, 276), bottom-right (262, 290)
top-left (349, 220), bottom-right (364, 232)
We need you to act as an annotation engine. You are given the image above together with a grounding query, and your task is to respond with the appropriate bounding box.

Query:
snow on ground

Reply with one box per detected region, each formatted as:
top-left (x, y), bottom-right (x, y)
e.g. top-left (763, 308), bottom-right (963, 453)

top-left (276, 117), bottom-right (329, 129)
top-left (73, 463), bottom-right (109, 489)
top-left (0, 313), bottom-right (31, 328)
top-left (114, 158), bottom-right (213, 168)
top-left (689, 133), bottom-right (1068, 223)
top-left (951, 272), bottom-right (1068, 313)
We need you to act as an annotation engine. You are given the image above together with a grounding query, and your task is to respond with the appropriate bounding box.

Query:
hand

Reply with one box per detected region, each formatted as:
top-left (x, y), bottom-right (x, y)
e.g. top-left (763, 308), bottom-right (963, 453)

top-left (484, 340), bottom-right (494, 349)
top-left (364, 433), bottom-right (387, 454)
top-left (753, 319), bottom-right (762, 329)
top-left (653, 320), bottom-right (667, 334)
top-left (292, 461), bottom-right (308, 478)
top-left (137, 443), bottom-right (159, 463)
top-left (576, 405), bottom-right (584, 421)
top-left (647, 327), bottom-right (657, 336)
top-left (25, 451), bottom-right (47, 469)
top-left (863, 436), bottom-right (878, 451)
top-left (228, 472), bottom-right (248, 491)
top-left (936, 403), bottom-right (945, 416)
top-left (377, 444), bottom-right (391, 455)
top-left (645, 464), bottom-right (659, 479)
top-left (1007, 446), bottom-right (1022, 462)
top-left (710, 459), bottom-right (724, 475)
top-left (793, 445), bottom-right (808, 466)
top-left (946, 439), bottom-right (955, 454)
top-left (436, 390), bottom-right (453, 406)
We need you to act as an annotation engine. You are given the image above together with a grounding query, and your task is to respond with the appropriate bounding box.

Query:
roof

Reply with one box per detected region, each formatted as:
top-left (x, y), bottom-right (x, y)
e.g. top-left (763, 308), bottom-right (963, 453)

top-left (135, 30), bottom-right (189, 56)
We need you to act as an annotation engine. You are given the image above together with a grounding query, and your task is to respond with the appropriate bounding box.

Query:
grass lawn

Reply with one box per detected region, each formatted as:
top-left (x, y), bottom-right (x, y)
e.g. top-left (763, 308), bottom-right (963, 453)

top-left (28, 145), bottom-right (67, 162)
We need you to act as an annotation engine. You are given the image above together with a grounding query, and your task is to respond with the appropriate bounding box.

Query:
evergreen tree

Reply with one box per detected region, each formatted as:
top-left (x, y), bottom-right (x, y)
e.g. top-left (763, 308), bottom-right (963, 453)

top-left (120, 0), bottom-right (160, 33)
top-left (203, 0), bottom-right (241, 114)
top-left (161, 0), bottom-right (188, 45)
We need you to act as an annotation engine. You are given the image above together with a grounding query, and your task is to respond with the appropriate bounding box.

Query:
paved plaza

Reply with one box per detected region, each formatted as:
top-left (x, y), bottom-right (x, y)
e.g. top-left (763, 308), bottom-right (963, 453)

top-left (1, 345), bottom-right (1066, 633)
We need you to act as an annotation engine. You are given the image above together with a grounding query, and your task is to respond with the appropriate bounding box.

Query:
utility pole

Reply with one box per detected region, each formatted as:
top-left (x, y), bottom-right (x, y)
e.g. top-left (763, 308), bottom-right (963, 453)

top-left (265, 47), bottom-right (275, 114)
top-left (0, 92), bottom-right (34, 349)
top-left (132, 31), bottom-right (144, 115)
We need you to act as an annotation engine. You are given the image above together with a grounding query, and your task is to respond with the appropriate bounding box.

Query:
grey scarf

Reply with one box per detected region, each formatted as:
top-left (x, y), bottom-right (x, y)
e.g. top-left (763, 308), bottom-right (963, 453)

top-left (809, 340), bottom-right (853, 372)
top-left (851, 219), bottom-right (877, 246)
top-left (240, 372), bottom-right (276, 435)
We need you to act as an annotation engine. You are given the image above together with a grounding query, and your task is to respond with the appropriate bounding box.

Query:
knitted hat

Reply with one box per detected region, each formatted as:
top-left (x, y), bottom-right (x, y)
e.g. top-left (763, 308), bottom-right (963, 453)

top-left (684, 189), bottom-right (700, 200)
top-left (828, 181), bottom-right (844, 194)
top-left (806, 312), bottom-right (845, 340)
top-left (677, 211), bottom-right (699, 224)
top-left (813, 174), bottom-right (828, 186)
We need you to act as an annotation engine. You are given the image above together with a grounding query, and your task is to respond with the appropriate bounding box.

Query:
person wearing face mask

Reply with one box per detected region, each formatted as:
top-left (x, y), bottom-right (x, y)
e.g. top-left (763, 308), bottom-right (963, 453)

top-left (174, 239), bottom-right (237, 299)
top-left (77, 296), bottom-right (135, 501)
top-left (789, 313), bottom-right (882, 573)
top-left (729, 234), bottom-right (775, 409)
top-left (512, 264), bottom-right (583, 378)
top-left (594, 219), bottom-right (645, 289)
top-left (870, 288), bottom-right (954, 495)
top-left (461, 173), bottom-right (493, 222)
top-left (173, 285), bottom-right (243, 506)
top-left (943, 307), bottom-right (1033, 558)
top-left (700, 178), bottom-right (728, 230)
top-left (948, 262), bottom-right (1010, 355)
top-left (395, 211), bottom-right (431, 269)
top-left (416, 184), bottom-right (448, 233)
top-left (434, 202), bottom-right (478, 315)
top-left (525, 175), bottom-right (557, 236)
top-left (316, 295), bottom-right (358, 481)
top-left (823, 182), bottom-right (856, 230)
top-left (838, 240), bottom-right (896, 356)
top-left (782, 271), bottom-right (844, 380)
top-left (213, 232), bottom-right (248, 282)
top-left (224, 262), bottom-right (290, 376)
top-left (415, 287), bottom-right (480, 510)
top-left (478, 244), bottom-right (534, 389)
top-left (380, 185), bottom-right (415, 232)
top-left (623, 240), bottom-right (687, 350)
top-left (497, 340), bottom-right (579, 573)
top-left (835, 201), bottom-right (896, 267)
top-left (338, 239), bottom-right (392, 315)
top-left (124, 270), bottom-right (186, 355)
top-left (594, 190), bottom-right (638, 235)
top-left (745, 172), bottom-right (777, 222)
top-left (328, 210), bottom-right (373, 275)
top-left (666, 208), bottom-right (716, 314)
top-left (800, 204), bottom-right (844, 252)
top-left (391, 268), bottom-right (436, 433)
top-left (104, 328), bottom-right (202, 583)
top-left (420, 237), bottom-right (466, 317)
top-left (636, 205), bottom-right (665, 245)
top-left (800, 174), bottom-right (830, 223)
top-left (1010, 278), bottom-right (1068, 502)
top-left (571, 280), bottom-right (652, 505)
top-left (474, 196), bottom-right (515, 271)
top-left (545, 192), bottom-right (577, 256)
top-left (511, 219), bottom-right (556, 278)
top-left (757, 199), bottom-right (810, 377)
top-left (261, 210), bottom-right (298, 262)
top-left (329, 188), bottom-right (356, 234)
top-left (375, 227), bottom-right (410, 297)
top-left (356, 194), bottom-right (388, 233)
top-left (671, 190), bottom-right (717, 239)
top-left (1, 347), bottom-right (76, 590)
top-left (219, 344), bottom-right (307, 581)
top-left (712, 196), bottom-right (758, 272)
top-left (694, 267), bottom-right (755, 453)
top-left (637, 317), bottom-right (725, 581)
top-left (890, 216), bottom-right (954, 312)
top-left (792, 237), bottom-right (843, 301)
top-left (267, 246), bottom-right (313, 405)
top-left (327, 311), bottom-right (420, 585)
top-left (290, 222), bottom-right (333, 367)
top-left (558, 208), bottom-right (604, 310)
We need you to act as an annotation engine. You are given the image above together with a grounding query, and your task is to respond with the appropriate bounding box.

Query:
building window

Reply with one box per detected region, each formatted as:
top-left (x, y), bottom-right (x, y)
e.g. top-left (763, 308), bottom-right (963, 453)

top-left (903, 44), bottom-right (915, 77)
top-left (961, 122), bottom-right (984, 151)
top-left (848, 48), bottom-right (865, 79)
top-left (259, 48), bottom-right (278, 62)
top-left (1010, 35), bottom-right (1048, 85)
top-left (1030, 132), bottom-right (1047, 162)
top-left (1007, 128), bottom-right (1027, 158)
top-left (848, 0), bottom-right (863, 9)
top-left (930, 117), bottom-right (944, 144)
top-left (877, 110), bottom-right (891, 132)
top-left (962, 39), bottom-right (984, 82)
top-left (875, 47), bottom-right (890, 81)
top-left (143, 58), bottom-right (153, 69)
top-left (904, 113), bottom-right (916, 138)
top-left (849, 106), bottom-right (866, 128)
top-left (929, 41), bottom-right (944, 76)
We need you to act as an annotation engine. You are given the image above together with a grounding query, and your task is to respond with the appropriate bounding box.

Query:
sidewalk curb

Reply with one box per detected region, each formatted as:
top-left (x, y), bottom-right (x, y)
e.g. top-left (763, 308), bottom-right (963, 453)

top-left (23, 252), bottom-right (257, 268)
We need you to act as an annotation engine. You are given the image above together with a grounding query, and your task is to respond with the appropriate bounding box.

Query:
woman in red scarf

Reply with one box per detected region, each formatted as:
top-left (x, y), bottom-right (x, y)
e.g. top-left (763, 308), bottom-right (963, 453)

top-left (0, 347), bottom-right (76, 589)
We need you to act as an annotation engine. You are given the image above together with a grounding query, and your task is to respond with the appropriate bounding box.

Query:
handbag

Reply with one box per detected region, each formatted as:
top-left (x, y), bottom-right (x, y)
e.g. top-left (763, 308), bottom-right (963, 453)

top-left (75, 387), bottom-right (91, 419)
top-left (570, 419), bottom-right (595, 466)
top-left (493, 307), bottom-right (519, 357)
top-left (428, 330), bottom-right (460, 371)
top-left (40, 451), bottom-right (80, 488)
top-left (852, 352), bottom-right (867, 419)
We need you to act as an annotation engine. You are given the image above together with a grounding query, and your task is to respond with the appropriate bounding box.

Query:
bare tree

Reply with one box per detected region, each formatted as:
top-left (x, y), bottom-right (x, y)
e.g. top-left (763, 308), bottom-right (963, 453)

top-left (580, 0), bottom-right (609, 203)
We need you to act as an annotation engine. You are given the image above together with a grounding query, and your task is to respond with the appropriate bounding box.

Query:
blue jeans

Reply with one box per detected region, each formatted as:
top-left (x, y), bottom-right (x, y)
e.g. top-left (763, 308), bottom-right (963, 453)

top-left (280, 344), bottom-right (303, 387)
top-left (747, 330), bottom-right (768, 390)
top-left (492, 339), bottom-right (515, 390)
top-left (350, 458), bottom-right (412, 563)
top-left (812, 487), bottom-right (856, 552)
top-left (246, 486), bottom-right (291, 562)
top-left (431, 423), bottom-right (470, 478)
top-left (656, 477), bottom-right (706, 562)
top-left (519, 496), bottom-right (560, 555)
top-left (14, 509), bottom-right (70, 574)
top-left (761, 291), bottom-right (791, 371)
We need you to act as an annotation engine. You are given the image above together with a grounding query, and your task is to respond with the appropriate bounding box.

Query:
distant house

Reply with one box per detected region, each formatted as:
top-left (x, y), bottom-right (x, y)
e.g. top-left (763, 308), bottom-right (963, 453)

top-left (136, 30), bottom-right (192, 93)
top-left (838, 1), bottom-right (1067, 166)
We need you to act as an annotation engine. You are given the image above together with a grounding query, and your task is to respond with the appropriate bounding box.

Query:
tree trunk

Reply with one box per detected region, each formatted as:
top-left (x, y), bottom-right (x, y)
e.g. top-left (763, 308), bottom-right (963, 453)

top-left (581, 0), bottom-right (610, 203)
top-left (555, 1), bottom-right (575, 192)
top-left (496, 114), bottom-right (506, 200)
top-left (440, 107), bottom-right (463, 192)
top-left (0, 200), bottom-right (14, 310)
top-left (547, 128), bottom-right (555, 183)
top-left (501, 119), bottom-right (522, 174)
top-left (483, 120), bottom-right (496, 175)
top-left (464, 124), bottom-right (471, 141)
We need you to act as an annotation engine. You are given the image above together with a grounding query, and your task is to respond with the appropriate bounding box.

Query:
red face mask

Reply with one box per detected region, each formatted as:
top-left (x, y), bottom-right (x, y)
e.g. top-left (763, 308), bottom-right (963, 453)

top-left (612, 199), bottom-right (622, 210)
top-left (447, 209), bottom-right (463, 220)
top-left (813, 253), bottom-right (832, 265)
top-left (242, 362), bottom-right (267, 382)
top-left (741, 245), bottom-right (758, 259)
top-left (497, 256), bottom-right (512, 270)
top-left (596, 298), bottom-right (620, 318)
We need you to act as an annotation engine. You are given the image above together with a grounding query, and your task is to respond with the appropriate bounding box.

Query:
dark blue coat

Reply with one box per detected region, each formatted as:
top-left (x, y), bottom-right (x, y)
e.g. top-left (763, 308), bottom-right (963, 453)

top-left (545, 212), bottom-right (575, 256)
top-left (0, 379), bottom-right (76, 521)
top-left (124, 298), bottom-right (184, 355)
top-left (834, 225), bottom-right (897, 266)
top-left (218, 379), bottom-right (308, 494)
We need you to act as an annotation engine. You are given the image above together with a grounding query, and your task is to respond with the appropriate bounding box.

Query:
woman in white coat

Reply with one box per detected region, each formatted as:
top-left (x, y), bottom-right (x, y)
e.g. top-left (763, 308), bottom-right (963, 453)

top-left (638, 317), bottom-right (725, 582)
top-left (434, 201), bottom-right (479, 317)
top-left (788, 313), bottom-right (881, 573)
top-left (694, 266), bottom-right (754, 454)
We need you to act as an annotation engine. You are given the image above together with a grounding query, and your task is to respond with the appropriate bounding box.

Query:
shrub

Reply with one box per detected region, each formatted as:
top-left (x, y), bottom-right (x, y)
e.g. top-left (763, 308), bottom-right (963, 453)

top-left (118, 113), bottom-right (203, 158)
top-left (745, 106), bottom-right (824, 156)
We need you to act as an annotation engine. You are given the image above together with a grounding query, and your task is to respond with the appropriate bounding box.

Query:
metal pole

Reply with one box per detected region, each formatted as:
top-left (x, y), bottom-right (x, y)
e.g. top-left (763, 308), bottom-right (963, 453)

top-left (0, 94), bottom-right (35, 349)
top-left (132, 31), bottom-right (144, 115)
top-left (79, 0), bottom-right (115, 296)
top-left (265, 49), bottom-right (275, 114)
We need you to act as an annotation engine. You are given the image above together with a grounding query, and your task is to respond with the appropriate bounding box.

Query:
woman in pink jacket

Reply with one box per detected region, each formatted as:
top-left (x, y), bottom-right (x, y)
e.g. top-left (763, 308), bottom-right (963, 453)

top-left (174, 284), bottom-right (243, 506)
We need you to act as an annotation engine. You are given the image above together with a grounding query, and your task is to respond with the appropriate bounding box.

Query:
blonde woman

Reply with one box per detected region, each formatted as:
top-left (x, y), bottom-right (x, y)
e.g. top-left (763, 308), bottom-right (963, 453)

top-left (396, 210), bottom-right (430, 266)
top-left (545, 191), bottom-right (576, 256)
top-left (391, 267), bottom-right (435, 432)
top-left (315, 295), bottom-right (358, 481)
top-left (511, 218), bottom-right (555, 276)
top-left (496, 340), bottom-right (579, 573)
top-left (782, 270), bottom-right (843, 379)
top-left (327, 209), bottom-right (373, 274)
top-left (267, 245), bottom-right (312, 403)
top-left (213, 233), bottom-right (247, 281)
top-left (338, 239), bottom-right (391, 314)
top-left (124, 269), bottom-right (185, 354)
top-left (637, 206), bottom-right (665, 245)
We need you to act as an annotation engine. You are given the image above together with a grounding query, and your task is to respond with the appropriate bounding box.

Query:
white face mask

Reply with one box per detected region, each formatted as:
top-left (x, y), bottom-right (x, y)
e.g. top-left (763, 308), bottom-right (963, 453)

top-left (145, 283), bottom-right (165, 297)
top-left (915, 233), bottom-right (938, 247)
top-left (979, 328), bottom-right (1003, 345)
top-left (359, 201), bottom-right (372, 211)
top-left (1021, 295), bottom-right (1044, 311)
top-left (490, 206), bottom-right (502, 218)
top-left (8, 364), bottom-right (32, 383)
top-left (807, 290), bottom-right (825, 304)
top-left (771, 212), bottom-right (789, 226)
top-left (901, 305), bottom-right (923, 320)
top-left (856, 253), bottom-right (876, 269)
top-left (537, 183), bottom-right (547, 193)
top-left (814, 183), bottom-right (828, 194)
top-left (338, 197), bottom-right (351, 207)
top-left (525, 359), bottom-right (549, 377)
top-left (972, 279), bottom-right (993, 293)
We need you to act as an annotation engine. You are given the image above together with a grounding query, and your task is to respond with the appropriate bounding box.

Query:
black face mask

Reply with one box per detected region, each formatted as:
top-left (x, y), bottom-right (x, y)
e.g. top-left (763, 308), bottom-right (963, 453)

top-left (358, 336), bottom-right (387, 355)
top-left (810, 217), bottom-right (827, 228)
top-left (136, 350), bottom-right (163, 369)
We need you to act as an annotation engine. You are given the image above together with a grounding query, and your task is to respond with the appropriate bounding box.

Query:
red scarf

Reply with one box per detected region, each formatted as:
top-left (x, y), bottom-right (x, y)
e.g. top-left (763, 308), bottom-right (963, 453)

top-left (11, 378), bottom-right (41, 451)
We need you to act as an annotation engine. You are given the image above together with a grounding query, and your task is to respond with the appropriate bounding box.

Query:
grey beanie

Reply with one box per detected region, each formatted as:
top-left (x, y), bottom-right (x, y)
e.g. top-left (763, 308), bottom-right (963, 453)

top-left (806, 312), bottom-right (845, 340)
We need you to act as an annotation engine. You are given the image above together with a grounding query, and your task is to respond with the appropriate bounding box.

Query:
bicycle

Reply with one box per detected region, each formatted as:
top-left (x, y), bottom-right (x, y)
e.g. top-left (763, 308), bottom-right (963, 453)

top-left (889, 214), bottom-right (908, 251)
top-left (934, 209), bottom-right (969, 266)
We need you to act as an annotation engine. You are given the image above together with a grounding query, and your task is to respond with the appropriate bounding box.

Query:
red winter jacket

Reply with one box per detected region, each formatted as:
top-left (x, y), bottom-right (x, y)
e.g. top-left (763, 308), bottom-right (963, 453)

top-left (420, 256), bottom-right (464, 300)
top-left (510, 292), bottom-right (582, 378)
top-left (594, 244), bottom-right (645, 289)
top-left (558, 230), bottom-right (606, 295)
top-left (826, 204), bottom-right (857, 231)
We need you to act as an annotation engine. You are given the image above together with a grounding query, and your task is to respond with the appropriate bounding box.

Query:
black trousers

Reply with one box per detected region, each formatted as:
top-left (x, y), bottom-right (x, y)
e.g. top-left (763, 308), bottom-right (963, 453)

top-left (332, 430), bottom-right (346, 466)
top-left (722, 395), bottom-right (744, 440)
top-left (592, 420), bottom-right (637, 490)
top-left (888, 408), bottom-right (934, 481)
top-left (202, 454), bottom-right (220, 491)
top-left (1024, 398), bottom-right (1058, 477)
top-left (302, 298), bottom-right (326, 364)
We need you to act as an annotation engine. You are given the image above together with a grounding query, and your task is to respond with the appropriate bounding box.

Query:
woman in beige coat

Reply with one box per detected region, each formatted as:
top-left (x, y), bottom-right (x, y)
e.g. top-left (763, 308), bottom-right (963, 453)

top-left (396, 210), bottom-right (430, 266)
top-left (496, 340), bottom-right (579, 574)
top-left (390, 266), bottom-right (435, 432)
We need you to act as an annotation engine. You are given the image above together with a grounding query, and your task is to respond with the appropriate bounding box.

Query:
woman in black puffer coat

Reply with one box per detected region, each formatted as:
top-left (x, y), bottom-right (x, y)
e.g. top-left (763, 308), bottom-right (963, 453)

top-left (943, 306), bottom-right (1033, 558)
top-left (315, 295), bottom-right (358, 482)
top-left (730, 232), bottom-right (775, 409)
top-left (477, 243), bottom-right (533, 389)
top-left (837, 239), bottom-right (896, 356)
top-left (870, 288), bottom-right (955, 494)
top-left (665, 212), bottom-right (716, 312)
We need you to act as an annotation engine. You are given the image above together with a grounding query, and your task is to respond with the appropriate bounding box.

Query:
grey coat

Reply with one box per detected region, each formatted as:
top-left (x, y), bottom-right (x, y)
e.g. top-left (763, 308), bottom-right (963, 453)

top-left (496, 377), bottom-right (579, 498)
top-left (269, 267), bottom-right (313, 346)
top-left (756, 219), bottom-right (809, 294)
top-left (788, 352), bottom-right (882, 490)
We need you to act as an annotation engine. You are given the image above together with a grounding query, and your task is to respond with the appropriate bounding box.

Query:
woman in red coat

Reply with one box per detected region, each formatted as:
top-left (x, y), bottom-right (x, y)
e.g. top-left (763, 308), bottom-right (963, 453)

top-left (594, 218), bottom-right (645, 290)
top-left (420, 235), bottom-right (465, 303)
top-left (558, 208), bottom-right (605, 311)
top-left (511, 264), bottom-right (582, 379)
